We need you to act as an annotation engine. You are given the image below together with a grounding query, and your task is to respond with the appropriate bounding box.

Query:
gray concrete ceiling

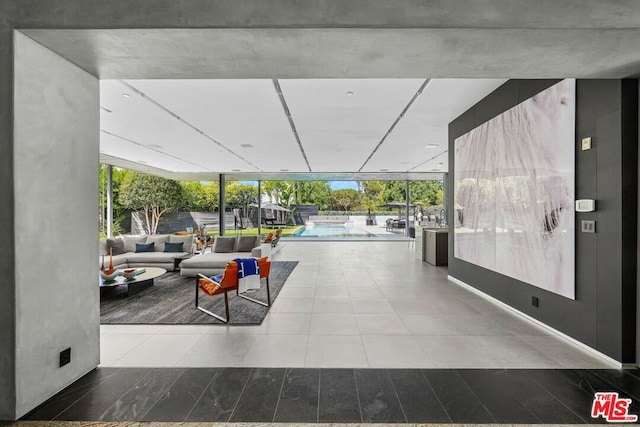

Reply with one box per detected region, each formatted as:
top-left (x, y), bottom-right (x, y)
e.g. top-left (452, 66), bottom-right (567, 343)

top-left (20, 28), bottom-right (640, 79)
top-left (16, 1), bottom-right (640, 180)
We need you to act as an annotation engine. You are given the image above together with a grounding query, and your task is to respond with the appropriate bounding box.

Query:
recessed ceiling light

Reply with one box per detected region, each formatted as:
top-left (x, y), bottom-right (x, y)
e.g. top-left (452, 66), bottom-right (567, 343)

top-left (240, 144), bottom-right (253, 148)
top-left (379, 168), bottom-right (389, 172)
top-left (432, 168), bottom-right (441, 171)
top-left (148, 144), bottom-right (162, 149)
top-left (438, 162), bottom-right (444, 166)
top-left (425, 144), bottom-right (438, 149)
top-left (231, 169), bottom-right (241, 172)
top-left (280, 169), bottom-right (289, 172)
top-left (346, 91), bottom-right (354, 96)
top-left (122, 93), bottom-right (130, 98)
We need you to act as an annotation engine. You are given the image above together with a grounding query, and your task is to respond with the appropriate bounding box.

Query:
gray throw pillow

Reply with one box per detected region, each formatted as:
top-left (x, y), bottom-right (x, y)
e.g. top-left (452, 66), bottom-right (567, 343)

top-left (213, 236), bottom-right (236, 253)
top-left (146, 234), bottom-right (170, 252)
top-left (122, 235), bottom-right (147, 252)
top-left (106, 238), bottom-right (126, 255)
top-left (236, 235), bottom-right (259, 252)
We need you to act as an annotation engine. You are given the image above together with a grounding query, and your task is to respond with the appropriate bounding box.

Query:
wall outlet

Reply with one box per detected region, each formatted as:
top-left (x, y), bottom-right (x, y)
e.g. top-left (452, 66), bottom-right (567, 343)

top-left (60, 348), bottom-right (71, 367)
top-left (581, 220), bottom-right (596, 233)
top-left (532, 296), bottom-right (539, 307)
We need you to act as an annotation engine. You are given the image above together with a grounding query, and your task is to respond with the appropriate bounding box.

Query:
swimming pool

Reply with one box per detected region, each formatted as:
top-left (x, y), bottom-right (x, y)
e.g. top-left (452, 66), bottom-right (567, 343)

top-left (294, 223), bottom-right (374, 238)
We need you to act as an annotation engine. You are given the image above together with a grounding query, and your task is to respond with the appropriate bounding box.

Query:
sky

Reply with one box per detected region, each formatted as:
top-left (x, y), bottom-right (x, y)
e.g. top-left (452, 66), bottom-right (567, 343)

top-left (328, 181), bottom-right (359, 190)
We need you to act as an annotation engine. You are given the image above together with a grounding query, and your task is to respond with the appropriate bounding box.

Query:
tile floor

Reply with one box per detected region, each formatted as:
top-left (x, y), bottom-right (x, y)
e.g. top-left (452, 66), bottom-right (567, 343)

top-left (23, 367), bottom-right (640, 423)
top-left (100, 241), bottom-right (615, 369)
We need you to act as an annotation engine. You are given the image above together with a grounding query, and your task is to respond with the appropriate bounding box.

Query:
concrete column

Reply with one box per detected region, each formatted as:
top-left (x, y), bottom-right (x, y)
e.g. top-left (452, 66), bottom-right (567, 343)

top-left (106, 164), bottom-right (113, 237)
top-left (219, 174), bottom-right (225, 236)
top-left (13, 32), bottom-right (100, 419)
top-left (258, 180), bottom-right (262, 235)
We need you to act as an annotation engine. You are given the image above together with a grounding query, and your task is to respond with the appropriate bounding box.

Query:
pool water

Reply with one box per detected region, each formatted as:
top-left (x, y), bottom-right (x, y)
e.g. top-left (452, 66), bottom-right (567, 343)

top-left (294, 223), bottom-right (373, 238)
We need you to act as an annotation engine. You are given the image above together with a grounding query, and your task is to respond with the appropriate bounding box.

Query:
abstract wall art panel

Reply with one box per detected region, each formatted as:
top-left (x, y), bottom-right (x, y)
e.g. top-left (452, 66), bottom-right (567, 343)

top-left (454, 79), bottom-right (576, 299)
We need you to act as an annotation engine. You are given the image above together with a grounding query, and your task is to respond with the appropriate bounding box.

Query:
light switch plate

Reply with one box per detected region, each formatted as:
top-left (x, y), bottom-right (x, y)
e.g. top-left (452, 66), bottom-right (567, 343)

top-left (581, 137), bottom-right (592, 150)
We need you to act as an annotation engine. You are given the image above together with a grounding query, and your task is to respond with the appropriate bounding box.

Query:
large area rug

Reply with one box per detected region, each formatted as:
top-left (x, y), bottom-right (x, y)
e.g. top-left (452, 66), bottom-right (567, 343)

top-left (100, 261), bottom-right (298, 325)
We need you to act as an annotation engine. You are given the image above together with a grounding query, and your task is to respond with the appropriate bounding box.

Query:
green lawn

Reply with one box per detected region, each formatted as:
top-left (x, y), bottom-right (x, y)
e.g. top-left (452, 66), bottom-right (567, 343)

top-left (206, 226), bottom-right (303, 237)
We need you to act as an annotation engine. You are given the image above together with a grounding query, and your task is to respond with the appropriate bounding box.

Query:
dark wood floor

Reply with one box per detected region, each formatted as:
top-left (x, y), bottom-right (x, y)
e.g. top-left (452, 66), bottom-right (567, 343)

top-left (22, 367), bottom-right (640, 424)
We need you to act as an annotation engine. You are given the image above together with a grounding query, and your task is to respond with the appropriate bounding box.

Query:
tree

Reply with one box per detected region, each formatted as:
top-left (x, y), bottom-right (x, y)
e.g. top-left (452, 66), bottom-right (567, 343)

top-left (203, 182), bottom-right (220, 211)
top-left (380, 181), bottom-right (407, 204)
top-left (331, 189), bottom-right (361, 211)
top-left (98, 165), bottom-right (127, 237)
top-left (410, 181), bottom-right (444, 206)
top-left (179, 181), bottom-right (211, 211)
top-left (226, 182), bottom-right (258, 213)
top-left (119, 172), bottom-right (183, 234)
top-left (261, 181), bottom-right (295, 208)
top-left (297, 181), bottom-right (332, 210)
top-left (361, 181), bottom-right (386, 214)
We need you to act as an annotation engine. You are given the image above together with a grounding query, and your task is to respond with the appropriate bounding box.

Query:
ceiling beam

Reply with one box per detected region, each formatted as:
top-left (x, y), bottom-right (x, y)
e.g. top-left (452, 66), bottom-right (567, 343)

top-left (358, 79), bottom-right (431, 172)
top-left (273, 79), bottom-right (312, 172)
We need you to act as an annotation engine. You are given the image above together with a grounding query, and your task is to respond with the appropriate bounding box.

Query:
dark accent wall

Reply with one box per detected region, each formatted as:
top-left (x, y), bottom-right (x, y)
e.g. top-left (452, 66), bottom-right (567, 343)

top-left (448, 79), bottom-right (638, 363)
top-left (0, 13), bottom-right (16, 421)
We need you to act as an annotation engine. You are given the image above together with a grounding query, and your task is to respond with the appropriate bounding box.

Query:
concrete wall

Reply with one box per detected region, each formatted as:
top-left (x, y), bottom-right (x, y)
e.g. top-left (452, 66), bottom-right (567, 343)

top-left (448, 79), bottom-right (638, 363)
top-left (13, 33), bottom-right (100, 418)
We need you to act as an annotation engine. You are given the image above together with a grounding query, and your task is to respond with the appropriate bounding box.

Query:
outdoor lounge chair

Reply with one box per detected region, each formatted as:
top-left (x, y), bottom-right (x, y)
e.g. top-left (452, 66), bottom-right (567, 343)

top-left (270, 228), bottom-right (283, 247)
top-left (196, 257), bottom-right (271, 323)
top-left (262, 231), bottom-right (275, 244)
top-left (263, 218), bottom-right (287, 229)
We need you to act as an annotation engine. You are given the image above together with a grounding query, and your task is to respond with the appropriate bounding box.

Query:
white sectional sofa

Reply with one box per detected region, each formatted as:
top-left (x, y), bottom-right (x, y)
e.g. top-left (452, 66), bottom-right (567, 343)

top-left (180, 235), bottom-right (271, 277)
top-left (99, 234), bottom-right (195, 272)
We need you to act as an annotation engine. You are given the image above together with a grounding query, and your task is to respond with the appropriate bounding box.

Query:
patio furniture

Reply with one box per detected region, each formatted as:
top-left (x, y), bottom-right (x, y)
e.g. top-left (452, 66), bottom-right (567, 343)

top-left (270, 229), bottom-right (283, 247)
top-left (263, 218), bottom-right (287, 228)
top-left (262, 231), bottom-right (275, 244)
top-left (195, 257), bottom-right (271, 323)
top-left (408, 226), bottom-right (416, 245)
top-left (99, 234), bottom-right (194, 271)
top-left (180, 235), bottom-right (270, 277)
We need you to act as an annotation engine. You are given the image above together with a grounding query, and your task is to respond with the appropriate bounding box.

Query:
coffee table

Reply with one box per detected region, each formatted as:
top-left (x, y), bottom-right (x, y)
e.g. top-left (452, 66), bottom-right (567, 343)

top-left (99, 267), bottom-right (167, 297)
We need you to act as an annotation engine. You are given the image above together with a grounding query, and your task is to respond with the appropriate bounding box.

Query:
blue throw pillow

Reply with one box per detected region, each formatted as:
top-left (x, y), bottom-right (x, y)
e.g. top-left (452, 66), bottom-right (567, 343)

top-left (164, 242), bottom-right (184, 252)
top-left (135, 242), bottom-right (155, 253)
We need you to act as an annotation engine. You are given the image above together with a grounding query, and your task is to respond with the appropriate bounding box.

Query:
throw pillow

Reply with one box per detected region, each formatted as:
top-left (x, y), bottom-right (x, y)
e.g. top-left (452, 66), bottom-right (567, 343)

top-left (146, 234), bottom-right (170, 252)
top-left (135, 242), bottom-right (155, 253)
top-left (164, 242), bottom-right (184, 252)
top-left (236, 235), bottom-right (259, 252)
top-left (122, 235), bottom-right (148, 252)
top-left (213, 236), bottom-right (236, 253)
top-left (169, 234), bottom-right (193, 252)
top-left (106, 238), bottom-right (126, 255)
